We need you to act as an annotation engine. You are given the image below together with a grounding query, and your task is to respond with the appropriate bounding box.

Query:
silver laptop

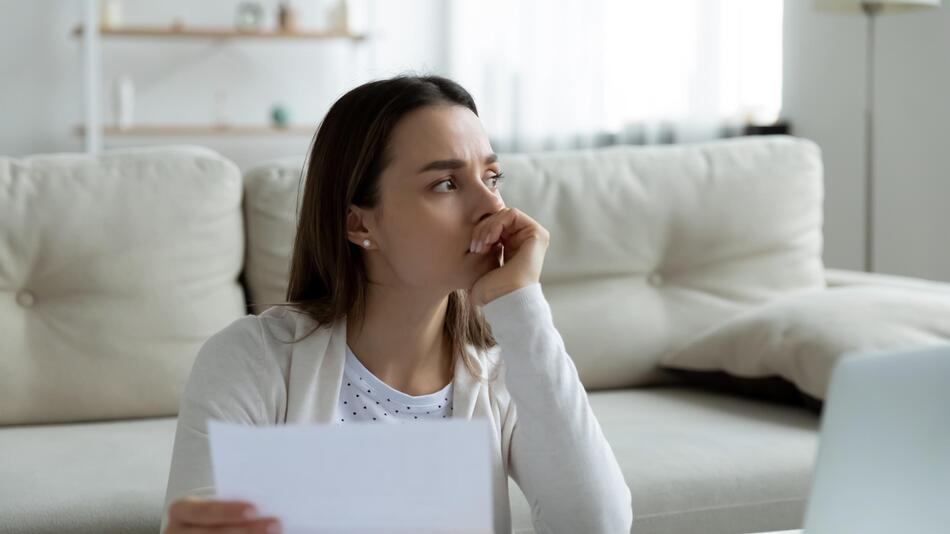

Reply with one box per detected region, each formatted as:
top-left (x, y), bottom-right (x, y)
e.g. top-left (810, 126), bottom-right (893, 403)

top-left (801, 344), bottom-right (950, 534)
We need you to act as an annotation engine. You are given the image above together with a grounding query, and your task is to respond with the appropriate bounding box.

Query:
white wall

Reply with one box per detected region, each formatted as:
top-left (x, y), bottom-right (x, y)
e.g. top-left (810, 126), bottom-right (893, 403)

top-left (783, 1), bottom-right (950, 282)
top-left (4, 0), bottom-right (949, 281)
top-left (0, 0), bottom-right (445, 168)
top-left (0, 1), bottom-right (84, 157)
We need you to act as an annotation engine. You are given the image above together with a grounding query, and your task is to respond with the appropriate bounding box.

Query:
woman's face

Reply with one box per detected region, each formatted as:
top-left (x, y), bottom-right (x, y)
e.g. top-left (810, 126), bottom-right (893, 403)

top-left (349, 104), bottom-right (506, 294)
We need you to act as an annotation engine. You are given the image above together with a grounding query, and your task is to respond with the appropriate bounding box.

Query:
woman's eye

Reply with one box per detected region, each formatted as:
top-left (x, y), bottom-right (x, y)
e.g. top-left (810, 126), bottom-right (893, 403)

top-left (432, 178), bottom-right (457, 193)
top-left (488, 172), bottom-right (506, 189)
top-left (431, 173), bottom-right (505, 193)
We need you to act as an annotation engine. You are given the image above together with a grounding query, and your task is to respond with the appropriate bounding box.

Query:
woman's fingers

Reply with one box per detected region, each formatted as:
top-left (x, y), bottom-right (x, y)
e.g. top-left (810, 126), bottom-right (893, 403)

top-left (504, 225), bottom-right (545, 256)
top-left (169, 498), bottom-right (257, 526)
top-left (167, 497), bottom-right (281, 533)
top-left (172, 519), bottom-right (279, 534)
top-left (488, 211), bottom-right (548, 254)
top-left (487, 216), bottom-right (509, 249)
top-left (468, 207), bottom-right (550, 306)
top-left (472, 208), bottom-right (510, 252)
top-left (473, 208), bottom-right (538, 253)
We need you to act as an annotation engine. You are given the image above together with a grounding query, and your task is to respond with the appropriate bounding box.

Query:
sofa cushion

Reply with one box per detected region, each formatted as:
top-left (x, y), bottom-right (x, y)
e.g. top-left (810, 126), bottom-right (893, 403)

top-left (659, 285), bottom-right (950, 400)
top-left (0, 417), bottom-right (177, 534)
top-left (242, 135), bottom-right (825, 389)
top-left (0, 146), bottom-right (247, 425)
top-left (509, 388), bottom-right (818, 534)
top-left (242, 157), bottom-right (305, 313)
top-left (1, 391), bottom-right (815, 534)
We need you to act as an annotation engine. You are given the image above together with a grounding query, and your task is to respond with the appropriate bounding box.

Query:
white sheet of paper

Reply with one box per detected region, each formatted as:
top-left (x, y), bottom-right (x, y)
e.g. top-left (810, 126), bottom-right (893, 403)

top-left (207, 418), bottom-right (495, 534)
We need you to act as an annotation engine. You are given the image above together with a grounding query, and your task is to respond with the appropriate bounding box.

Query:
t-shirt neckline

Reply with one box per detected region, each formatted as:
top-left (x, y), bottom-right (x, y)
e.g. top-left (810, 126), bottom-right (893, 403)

top-left (344, 344), bottom-right (453, 408)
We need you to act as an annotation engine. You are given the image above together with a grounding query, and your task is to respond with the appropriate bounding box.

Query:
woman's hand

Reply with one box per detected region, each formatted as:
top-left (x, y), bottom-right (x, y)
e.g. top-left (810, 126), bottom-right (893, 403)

top-left (164, 496), bottom-right (281, 534)
top-left (468, 207), bottom-right (550, 307)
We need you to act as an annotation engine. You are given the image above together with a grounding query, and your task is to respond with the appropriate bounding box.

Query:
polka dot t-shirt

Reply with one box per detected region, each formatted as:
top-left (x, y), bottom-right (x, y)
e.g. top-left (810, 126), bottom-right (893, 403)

top-left (336, 344), bottom-right (454, 425)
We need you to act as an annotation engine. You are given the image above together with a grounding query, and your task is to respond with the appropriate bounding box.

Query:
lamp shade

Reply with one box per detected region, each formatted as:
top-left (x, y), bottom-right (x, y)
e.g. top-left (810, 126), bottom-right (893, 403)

top-left (814, 0), bottom-right (941, 12)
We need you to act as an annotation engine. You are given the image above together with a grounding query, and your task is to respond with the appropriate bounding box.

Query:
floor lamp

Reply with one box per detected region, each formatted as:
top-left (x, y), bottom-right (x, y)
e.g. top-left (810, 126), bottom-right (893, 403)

top-left (813, 0), bottom-right (941, 272)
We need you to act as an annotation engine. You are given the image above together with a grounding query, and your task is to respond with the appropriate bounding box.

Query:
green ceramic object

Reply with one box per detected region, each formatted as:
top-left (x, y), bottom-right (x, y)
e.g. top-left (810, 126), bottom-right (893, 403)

top-left (271, 104), bottom-right (289, 128)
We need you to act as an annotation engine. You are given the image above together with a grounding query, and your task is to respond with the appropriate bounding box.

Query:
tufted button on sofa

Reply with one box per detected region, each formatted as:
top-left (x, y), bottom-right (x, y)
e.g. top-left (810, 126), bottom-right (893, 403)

top-left (15, 289), bottom-right (35, 307)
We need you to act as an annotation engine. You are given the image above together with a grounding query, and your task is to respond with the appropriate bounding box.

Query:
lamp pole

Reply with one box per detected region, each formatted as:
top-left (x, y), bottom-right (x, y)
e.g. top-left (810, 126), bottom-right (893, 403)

top-left (862, 1), bottom-right (881, 272)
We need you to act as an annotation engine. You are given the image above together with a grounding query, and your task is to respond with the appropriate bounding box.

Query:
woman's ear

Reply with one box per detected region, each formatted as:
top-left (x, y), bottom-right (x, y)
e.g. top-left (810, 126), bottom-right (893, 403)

top-left (346, 205), bottom-right (374, 249)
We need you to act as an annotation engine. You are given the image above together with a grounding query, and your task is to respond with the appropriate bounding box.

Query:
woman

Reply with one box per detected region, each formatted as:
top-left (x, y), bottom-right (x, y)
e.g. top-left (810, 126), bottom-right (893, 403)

top-left (161, 75), bottom-right (632, 534)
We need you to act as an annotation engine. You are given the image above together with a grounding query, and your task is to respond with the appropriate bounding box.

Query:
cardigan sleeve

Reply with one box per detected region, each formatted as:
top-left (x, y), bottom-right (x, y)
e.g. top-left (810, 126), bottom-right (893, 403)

top-left (160, 315), bottom-right (278, 533)
top-left (481, 283), bottom-right (633, 534)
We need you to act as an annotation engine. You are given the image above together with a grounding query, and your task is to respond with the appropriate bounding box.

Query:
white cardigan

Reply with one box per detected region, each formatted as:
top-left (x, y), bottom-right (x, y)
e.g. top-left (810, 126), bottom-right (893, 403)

top-left (161, 283), bottom-right (633, 534)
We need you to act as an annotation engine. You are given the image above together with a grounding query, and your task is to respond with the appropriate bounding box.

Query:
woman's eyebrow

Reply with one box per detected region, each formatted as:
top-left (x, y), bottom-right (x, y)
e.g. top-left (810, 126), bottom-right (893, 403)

top-left (416, 153), bottom-right (498, 174)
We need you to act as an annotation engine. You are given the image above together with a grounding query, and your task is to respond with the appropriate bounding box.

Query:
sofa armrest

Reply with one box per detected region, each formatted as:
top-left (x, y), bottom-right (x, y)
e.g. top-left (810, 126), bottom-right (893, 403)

top-left (824, 268), bottom-right (950, 294)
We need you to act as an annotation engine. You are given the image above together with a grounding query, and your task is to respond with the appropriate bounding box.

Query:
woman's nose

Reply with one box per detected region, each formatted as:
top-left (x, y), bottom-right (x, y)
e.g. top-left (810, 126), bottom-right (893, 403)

top-left (475, 194), bottom-right (504, 224)
top-left (483, 183), bottom-right (505, 210)
top-left (480, 196), bottom-right (504, 220)
top-left (471, 174), bottom-right (505, 220)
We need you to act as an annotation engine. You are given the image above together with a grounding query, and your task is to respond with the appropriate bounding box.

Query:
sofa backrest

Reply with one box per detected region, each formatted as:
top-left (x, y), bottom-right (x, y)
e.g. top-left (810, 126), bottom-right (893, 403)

top-left (0, 146), bottom-right (247, 425)
top-left (242, 135), bottom-right (827, 389)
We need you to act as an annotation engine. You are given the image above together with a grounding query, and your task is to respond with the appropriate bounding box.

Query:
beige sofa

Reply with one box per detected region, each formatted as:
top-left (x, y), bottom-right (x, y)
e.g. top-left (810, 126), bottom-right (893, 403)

top-left (3, 136), bottom-right (945, 534)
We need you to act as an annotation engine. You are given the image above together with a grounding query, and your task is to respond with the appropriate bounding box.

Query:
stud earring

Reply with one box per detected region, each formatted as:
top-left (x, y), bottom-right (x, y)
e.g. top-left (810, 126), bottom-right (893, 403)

top-left (362, 239), bottom-right (371, 248)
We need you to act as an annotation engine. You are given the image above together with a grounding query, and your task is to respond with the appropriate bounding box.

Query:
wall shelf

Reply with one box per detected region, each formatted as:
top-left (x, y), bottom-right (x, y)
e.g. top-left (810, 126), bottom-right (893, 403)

top-left (72, 24), bottom-right (366, 41)
top-left (74, 0), bottom-right (371, 153)
top-left (74, 125), bottom-right (317, 137)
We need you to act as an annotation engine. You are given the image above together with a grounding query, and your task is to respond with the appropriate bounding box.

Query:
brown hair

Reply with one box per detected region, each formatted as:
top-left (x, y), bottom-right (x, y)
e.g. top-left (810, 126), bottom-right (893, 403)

top-left (269, 74), bottom-right (498, 383)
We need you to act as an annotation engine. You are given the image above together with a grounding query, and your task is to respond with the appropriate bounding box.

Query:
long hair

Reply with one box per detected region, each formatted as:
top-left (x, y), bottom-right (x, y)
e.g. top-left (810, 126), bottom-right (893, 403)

top-left (270, 74), bottom-right (498, 383)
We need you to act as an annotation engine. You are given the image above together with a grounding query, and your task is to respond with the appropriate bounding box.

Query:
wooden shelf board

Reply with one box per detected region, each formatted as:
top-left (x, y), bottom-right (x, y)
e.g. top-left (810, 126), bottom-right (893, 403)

top-left (72, 24), bottom-right (366, 41)
top-left (75, 125), bottom-right (316, 137)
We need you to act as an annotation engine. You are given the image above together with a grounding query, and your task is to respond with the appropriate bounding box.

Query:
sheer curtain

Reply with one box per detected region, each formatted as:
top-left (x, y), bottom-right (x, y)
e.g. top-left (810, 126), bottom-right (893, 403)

top-left (445, 0), bottom-right (784, 152)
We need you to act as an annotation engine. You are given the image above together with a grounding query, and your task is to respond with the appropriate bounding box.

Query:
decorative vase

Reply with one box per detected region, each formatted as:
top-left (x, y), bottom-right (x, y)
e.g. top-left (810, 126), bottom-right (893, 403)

top-left (100, 0), bottom-right (122, 28)
top-left (329, 0), bottom-right (349, 32)
top-left (278, 2), bottom-right (297, 32)
top-left (114, 76), bottom-right (134, 130)
top-left (271, 104), bottom-right (290, 128)
top-left (235, 2), bottom-right (265, 31)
